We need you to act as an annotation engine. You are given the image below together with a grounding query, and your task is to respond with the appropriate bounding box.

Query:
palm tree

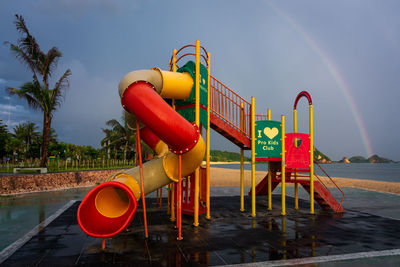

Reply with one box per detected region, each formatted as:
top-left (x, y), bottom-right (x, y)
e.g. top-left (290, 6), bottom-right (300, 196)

top-left (13, 121), bottom-right (40, 158)
top-left (0, 120), bottom-right (12, 160)
top-left (101, 111), bottom-right (138, 161)
top-left (5, 14), bottom-right (71, 167)
top-left (101, 128), bottom-right (114, 160)
top-left (104, 118), bottom-right (132, 160)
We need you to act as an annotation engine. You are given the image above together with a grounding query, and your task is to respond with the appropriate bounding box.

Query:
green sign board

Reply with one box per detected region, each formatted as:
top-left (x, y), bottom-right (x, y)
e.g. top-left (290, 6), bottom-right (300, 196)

top-left (255, 120), bottom-right (282, 159)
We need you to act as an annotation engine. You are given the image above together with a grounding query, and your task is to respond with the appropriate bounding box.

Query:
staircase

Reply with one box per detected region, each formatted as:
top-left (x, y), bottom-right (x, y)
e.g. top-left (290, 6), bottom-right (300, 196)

top-left (251, 171), bottom-right (345, 213)
top-left (301, 181), bottom-right (345, 213)
top-left (252, 172), bottom-right (280, 195)
top-left (209, 76), bottom-right (251, 149)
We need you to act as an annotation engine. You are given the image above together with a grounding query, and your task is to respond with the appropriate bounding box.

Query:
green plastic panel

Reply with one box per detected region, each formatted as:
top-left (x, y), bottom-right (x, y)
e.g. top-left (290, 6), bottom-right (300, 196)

top-left (255, 120), bottom-right (282, 159)
top-left (175, 61), bottom-right (209, 129)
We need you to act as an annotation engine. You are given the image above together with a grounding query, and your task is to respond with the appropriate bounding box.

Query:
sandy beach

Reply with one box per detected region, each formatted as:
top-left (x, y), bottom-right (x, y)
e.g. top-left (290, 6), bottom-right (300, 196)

top-left (209, 167), bottom-right (400, 195)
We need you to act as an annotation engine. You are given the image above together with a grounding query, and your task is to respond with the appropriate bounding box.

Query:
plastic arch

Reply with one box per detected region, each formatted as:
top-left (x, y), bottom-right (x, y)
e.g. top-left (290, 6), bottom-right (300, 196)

top-left (293, 91), bottom-right (312, 110)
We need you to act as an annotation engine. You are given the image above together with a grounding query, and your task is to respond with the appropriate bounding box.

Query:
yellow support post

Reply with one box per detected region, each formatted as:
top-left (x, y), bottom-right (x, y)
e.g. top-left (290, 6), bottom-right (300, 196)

top-left (240, 103), bottom-right (245, 212)
top-left (194, 40), bottom-right (200, 226)
top-left (206, 52), bottom-right (211, 219)
top-left (251, 97), bottom-right (256, 217)
top-left (172, 49), bottom-right (177, 72)
top-left (281, 115), bottom-right (286, 216)
top-left (267, 108), bottom-right (272, 211)
top-left (171, 50), bottom-right (177, 109)
top-left (293, 108), bottom-right (299, 210)
top-left (170, 49), bottom-right (177, 221)
top-left (309, 104), bottom-right (314, 214)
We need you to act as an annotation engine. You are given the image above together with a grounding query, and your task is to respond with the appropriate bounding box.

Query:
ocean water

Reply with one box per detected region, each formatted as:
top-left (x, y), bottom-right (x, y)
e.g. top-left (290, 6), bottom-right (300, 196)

top-left (212, 163), bottom-right (400, 183)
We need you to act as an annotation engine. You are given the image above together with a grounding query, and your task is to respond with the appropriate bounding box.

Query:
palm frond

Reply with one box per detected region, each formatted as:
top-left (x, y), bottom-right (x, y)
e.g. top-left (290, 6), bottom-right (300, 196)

top-left (13, 14), bottom-right (42, 64)
top-left (5, 42), bottom-right (39, 81)
top-left (106, 119), bottom-right (124, 130)
top-left (14, 14), bottom-right (30, 36)
top-left (6, 87), bottom-right (20, 96)
top-left (44, 47), bottom-right (62, 77)
top-left (102, 128), bottom-right (112, 136)
top-left (50, 69), bottom-right (71, 111)
top-left (8, 82), bottom-right (43, 111)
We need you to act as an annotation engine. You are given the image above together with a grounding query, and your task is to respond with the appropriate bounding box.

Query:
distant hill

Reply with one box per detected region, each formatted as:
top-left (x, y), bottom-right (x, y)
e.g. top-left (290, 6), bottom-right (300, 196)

top-left (368, 154), bottom-right (394, 163)
top-left (349, 156), bottom-right (367, 163)
top-left (340, 154), bottom-right (395, 163)
top-left (210, 150), bottom-right (250, 162)
top-left (314, 148), bottom-right (332, 163)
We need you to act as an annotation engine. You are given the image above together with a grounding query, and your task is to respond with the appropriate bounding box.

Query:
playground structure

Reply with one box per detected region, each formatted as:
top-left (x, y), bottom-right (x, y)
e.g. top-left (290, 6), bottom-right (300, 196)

top-left (251, 91), bottom-right (345, 215)
top-left (77, 41), bottom-right (345, 246)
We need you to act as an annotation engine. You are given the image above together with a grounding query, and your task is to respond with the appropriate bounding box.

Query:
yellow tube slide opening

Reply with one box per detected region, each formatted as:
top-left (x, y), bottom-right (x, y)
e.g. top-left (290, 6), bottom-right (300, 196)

top-left (95, 187), bottom-right (130, 218)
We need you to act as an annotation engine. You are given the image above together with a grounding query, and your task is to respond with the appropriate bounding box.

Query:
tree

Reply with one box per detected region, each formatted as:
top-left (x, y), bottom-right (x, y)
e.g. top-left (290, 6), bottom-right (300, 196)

top-left (102, 113), bottom-right (134, 160)
top-left (5, 14), bottom-right (71, 167)
top-left (12, 121), bottom-right (40, 159)
top-left (101, 128), bottom-right (114, 159)
top-left (104, 119), bottom-right (131, 160)
top-left (0, 120), bottom-right (12, 160)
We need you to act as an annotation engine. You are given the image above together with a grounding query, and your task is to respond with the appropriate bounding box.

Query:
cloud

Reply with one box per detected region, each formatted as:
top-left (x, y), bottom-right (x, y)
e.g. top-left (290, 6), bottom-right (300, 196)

top-left (34, 0), bottom-right (136, 17)
top-left (0, 103), bottom-right (39, 130)
top-left (0, 104), bottom-right (28, 113)
top-left (0, 79), bottom-right (42, 130)
top-left (50, 59), bottom-right (122, 147)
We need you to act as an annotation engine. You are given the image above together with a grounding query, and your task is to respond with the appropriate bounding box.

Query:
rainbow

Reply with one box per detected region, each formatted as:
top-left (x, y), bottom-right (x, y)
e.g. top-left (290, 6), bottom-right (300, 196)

top-left (268, 3), bottom-right (373, 157)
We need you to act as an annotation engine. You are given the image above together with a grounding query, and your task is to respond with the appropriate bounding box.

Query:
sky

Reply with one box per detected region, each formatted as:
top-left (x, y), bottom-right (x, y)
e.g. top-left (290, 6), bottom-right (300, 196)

top-left (0, 0), bottom-right (399, 161)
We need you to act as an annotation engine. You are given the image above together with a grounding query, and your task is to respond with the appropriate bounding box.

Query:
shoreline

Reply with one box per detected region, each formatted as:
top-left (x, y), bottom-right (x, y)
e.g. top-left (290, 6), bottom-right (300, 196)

top-left (202, 161), bottom-right (249, 165)
top-left (1, 167), bottom-right (400, 196)
top-left (209, 167), bottom-right (400, 195)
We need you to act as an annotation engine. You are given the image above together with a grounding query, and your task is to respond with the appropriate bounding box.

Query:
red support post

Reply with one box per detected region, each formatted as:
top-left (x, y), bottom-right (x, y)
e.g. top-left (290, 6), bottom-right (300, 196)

top-left (177, 155), bottom-right (182, 240)
top-left (136, 121), bottom-right (148, 238)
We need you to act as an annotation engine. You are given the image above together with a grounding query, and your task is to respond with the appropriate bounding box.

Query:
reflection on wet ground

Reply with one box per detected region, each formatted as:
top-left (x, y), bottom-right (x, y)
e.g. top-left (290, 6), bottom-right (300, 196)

top-left (0, 187), bottom-right (92, 252)
top-left (3, 195), bottom-right (400, 266)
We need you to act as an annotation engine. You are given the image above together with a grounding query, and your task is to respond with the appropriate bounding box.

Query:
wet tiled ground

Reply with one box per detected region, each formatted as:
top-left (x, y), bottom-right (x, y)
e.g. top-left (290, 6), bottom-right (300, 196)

top-left (3, 195), bottom-right (400, 266)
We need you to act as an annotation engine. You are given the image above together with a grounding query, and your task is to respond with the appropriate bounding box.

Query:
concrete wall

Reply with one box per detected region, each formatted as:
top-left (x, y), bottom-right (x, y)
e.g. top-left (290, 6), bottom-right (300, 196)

top-left (0, 169), bottom-right (123, 195)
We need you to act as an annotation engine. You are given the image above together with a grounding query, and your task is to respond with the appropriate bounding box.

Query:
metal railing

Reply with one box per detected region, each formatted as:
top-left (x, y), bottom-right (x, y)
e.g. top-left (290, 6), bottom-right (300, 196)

top-left (315, 162), bottom-right (345, 211)
top-left (255, 114), bottom-right (269, 121)
top-left (210, 75), bottom-right (251, 137)
top-left (287, 166), bottom-right (345, 212)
